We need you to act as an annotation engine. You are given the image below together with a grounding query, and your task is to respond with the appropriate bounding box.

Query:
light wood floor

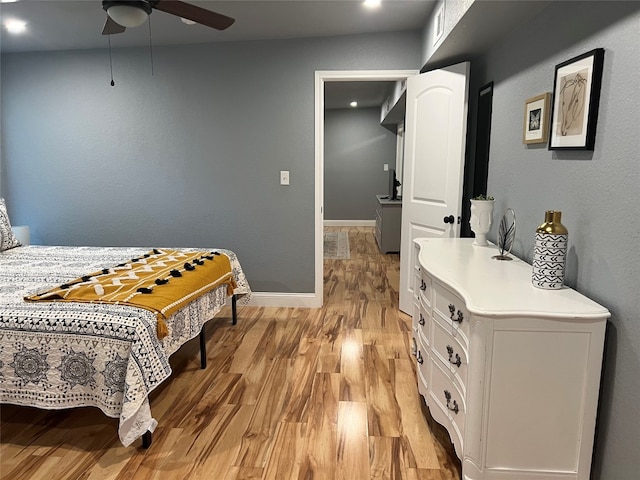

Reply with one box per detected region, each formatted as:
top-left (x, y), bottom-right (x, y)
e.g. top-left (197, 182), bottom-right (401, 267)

top-left (0, 227), bottom-right (461, 480)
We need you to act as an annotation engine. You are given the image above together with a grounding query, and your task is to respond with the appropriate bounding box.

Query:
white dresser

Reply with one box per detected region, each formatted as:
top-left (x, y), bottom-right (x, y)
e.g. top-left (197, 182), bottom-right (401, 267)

top-left (412, 238), bottom-right (609, 480)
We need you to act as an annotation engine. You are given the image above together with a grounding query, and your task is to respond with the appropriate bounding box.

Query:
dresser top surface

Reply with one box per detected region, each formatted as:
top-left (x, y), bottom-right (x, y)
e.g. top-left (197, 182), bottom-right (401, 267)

top-left (415, 238), bottom-right (610, 320)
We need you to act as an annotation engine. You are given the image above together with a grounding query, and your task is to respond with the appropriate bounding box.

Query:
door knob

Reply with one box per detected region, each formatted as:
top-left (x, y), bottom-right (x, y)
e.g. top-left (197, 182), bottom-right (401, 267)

top-left (443, 215), bottom-right (455, 224)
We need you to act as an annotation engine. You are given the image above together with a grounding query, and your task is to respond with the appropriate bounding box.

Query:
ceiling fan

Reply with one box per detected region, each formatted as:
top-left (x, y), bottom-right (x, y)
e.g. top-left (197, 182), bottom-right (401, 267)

top-left (101, 0), bottom-right (235, 35)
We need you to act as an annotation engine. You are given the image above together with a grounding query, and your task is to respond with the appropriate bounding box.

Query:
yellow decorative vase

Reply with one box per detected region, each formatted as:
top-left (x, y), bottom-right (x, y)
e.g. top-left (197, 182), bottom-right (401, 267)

top-left (532, 210), bottom-right (568, 289)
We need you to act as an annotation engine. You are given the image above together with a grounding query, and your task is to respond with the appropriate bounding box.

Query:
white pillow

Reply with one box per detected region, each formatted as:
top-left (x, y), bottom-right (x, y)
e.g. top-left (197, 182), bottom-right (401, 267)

top-left (0, 198), bottom-right (22, 251)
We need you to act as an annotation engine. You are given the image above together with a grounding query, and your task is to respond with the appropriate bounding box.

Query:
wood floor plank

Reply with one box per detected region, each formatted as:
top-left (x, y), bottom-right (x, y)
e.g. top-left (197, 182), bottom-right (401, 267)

top-left (276, 308), bottom-right (324, 359)
top-left (369, 436), bottom-right (404, 480)
top-left (85, 442), bottom-right (143, 480)
top-left (233, 358), bottom-right (294, 468)
top-left (261, 422), bottom-right (306, 480)
top-left (227, 319), bottom-right (278, 406)
top-left (297, 372), bottom-right (340, 480)
top-left (317, 312), bottom-right (346, 374)
top-left (364, 344), bottom-right (402, 437)
top-left (126, 427), bottom-right (187, 480)
top-left (175, 373), bottom-right (242, 431)
top-left (394, 359), bottom-right (441, 469)
top-left (0, 227), bottom-right (461, 480)
top-left (228, 316), bottom-right (275, 375)
top-left (223, 466), bottom-right (264, 480)
top-left (282, 336), bottom-right (321, 423)
top-left (406, 469), bottom-right (446, 480)
top-left (20, 455), bottom-right (63, 480)
top-left (336, 401), bottom-right (370, 480)
top-left (187, 404), bottom-right (254, 480)
top-left (339, 328), bottom-right (366, 402)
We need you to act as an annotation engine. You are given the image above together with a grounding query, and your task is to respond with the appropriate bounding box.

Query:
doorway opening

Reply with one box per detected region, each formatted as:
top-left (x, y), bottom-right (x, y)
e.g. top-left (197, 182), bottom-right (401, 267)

top-left (461, 81), bottom-right (494, 237)
top-left (314, 70), bottom-right (418, 306)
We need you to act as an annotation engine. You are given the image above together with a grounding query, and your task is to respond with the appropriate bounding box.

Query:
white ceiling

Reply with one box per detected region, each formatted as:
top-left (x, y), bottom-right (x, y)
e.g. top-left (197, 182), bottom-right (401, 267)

top-left (0, 0), bottom-right (437, 53)
top-left (1, 1), bottom-right (556, 110)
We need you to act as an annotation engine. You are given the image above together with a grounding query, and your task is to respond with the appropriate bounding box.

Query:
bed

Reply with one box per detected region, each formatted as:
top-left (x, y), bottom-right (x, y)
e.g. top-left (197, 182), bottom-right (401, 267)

top-left (0, 243), bottom-right (251, 447)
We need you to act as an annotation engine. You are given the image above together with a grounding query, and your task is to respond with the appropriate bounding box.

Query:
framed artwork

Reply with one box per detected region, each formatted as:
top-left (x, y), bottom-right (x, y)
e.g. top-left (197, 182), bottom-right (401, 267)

top-left (523, 93), bottom-right (551, 144)
top-left (549, 48), bottom-right (605, 150)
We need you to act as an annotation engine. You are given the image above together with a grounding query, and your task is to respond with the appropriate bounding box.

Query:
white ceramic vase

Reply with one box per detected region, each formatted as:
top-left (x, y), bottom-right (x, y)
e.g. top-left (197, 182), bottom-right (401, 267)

top-left (469, 199), bottom-right (494, 246)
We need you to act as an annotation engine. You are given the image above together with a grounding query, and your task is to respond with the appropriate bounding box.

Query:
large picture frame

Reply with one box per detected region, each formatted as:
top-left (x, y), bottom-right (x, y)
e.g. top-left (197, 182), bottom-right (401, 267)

top-left (549, 48), bottom-right (605, 150)
top-left (523, 93), bottom-right (551, 145)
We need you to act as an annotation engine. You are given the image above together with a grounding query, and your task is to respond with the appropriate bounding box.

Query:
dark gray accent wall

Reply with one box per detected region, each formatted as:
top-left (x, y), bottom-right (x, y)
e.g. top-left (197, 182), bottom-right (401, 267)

top-left (1, 31), bottom-right (422, 293)
top-left (475, 3), bottom-right (639, 478)
top-left (324, 107), bottom-right (396, 220)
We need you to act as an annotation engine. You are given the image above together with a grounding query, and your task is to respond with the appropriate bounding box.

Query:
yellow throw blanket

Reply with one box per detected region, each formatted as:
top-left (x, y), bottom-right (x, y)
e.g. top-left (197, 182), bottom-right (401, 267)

top-left (25, 249), bottom-right (236, 339)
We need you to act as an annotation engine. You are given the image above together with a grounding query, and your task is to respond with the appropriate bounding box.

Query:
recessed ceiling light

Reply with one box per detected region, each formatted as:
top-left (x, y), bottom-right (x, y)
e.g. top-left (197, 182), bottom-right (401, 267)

top-left (4, 19), bottom-right (27, 34)
top-left (363, 0), bottom-right (382, 9)
top-left (181, 17), bottom-right (196, 25)
top-left (350, 101), bottom-right (358, 108)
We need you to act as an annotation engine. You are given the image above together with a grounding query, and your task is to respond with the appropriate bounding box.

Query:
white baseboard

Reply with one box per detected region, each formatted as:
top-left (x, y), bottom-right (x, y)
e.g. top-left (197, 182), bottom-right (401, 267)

top-left (244, 292), bottom-right (322, 308)
top-left (324, 220), bottom-right (375, 227)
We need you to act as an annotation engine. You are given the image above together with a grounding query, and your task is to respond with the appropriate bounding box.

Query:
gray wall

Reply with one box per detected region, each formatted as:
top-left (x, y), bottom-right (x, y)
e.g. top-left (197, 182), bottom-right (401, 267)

top-left (324, 107), bottom-right (396, 220)
top-left (476, 3), bottom-right (640, 478)
top-left (0, 31), bottom-right (422, 293)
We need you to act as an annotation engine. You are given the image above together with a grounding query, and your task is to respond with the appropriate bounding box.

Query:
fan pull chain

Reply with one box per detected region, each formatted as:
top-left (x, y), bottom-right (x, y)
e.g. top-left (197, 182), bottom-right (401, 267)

top-left (148, 16), bottom-right (154, 76)
top-left (107, 17), bottom-right (115, 86)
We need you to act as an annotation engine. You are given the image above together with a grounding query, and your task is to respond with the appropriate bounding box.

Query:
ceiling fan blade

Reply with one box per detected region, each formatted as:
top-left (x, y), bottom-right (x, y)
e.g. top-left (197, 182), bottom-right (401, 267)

top-left (152, 1), bottom-right (235, 30)
top-left (102, 16), bottom-right (126, 35)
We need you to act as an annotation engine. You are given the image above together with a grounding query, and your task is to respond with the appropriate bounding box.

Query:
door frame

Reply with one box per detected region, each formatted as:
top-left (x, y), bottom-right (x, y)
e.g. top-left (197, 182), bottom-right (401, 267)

top-left (314, 70), bottom-right (418, 307)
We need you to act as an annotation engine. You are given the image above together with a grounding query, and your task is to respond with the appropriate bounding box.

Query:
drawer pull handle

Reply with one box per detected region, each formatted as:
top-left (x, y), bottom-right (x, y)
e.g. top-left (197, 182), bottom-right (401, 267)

top-left (419, 314), bottom-right (425, 326)
top-left (444, 390), bottom-right (459, 414)
top-left (417, 351), bottom-right (424, 365)
top-left (448, 304), bottom-right (464, 323)
top-left (420, 280), bottom-right (427, 291)
top-left (446, 345), bottom-right (461, 368)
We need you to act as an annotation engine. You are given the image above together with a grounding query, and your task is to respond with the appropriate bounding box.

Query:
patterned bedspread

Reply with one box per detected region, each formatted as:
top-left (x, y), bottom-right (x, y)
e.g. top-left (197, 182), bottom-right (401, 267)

top-left (0, 245), bottom-right (251, 447)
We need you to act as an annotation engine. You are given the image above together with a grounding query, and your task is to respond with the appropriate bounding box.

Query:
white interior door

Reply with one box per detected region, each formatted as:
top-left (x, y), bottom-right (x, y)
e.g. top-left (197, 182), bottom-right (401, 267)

top-left (398, 62), bottom-right (470, 314)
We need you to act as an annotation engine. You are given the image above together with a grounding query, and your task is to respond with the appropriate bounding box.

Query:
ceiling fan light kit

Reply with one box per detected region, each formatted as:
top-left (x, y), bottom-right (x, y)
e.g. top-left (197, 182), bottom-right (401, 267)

top-left (101, 0), bottom-right (235, 35)
top-left (103, 1), bottom-right (152, 28)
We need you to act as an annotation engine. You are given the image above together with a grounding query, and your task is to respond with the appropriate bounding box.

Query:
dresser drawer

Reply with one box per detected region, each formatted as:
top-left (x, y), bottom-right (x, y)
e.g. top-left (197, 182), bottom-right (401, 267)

top-left (429, 358), bottom-right (466, 458)
top-left (418, 272), bottom-right (432, 309)
top-left (431, 314), bottom-right (468, 396)
top-left (415, 343), bottom-right (429, 399)
top-left (416, 303), bottom-right (430, 348)
top-left (413, 264), bottom-right (422, 302)
top-left (433, 281), bottom-right (470, 347)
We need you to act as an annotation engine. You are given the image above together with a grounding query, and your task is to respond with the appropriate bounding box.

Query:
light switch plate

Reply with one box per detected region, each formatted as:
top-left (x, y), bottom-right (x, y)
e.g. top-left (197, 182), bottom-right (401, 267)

top-left (280, 170), bottom-right (290, 185)
top-left (383, 164), bottom-right (389, 171)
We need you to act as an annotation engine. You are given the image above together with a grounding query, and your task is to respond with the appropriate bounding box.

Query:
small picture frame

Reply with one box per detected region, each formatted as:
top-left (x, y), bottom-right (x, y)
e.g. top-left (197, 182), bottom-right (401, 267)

top-left (549, 48), bottom-right (605, 150)
top-left (523, 93), bottom-right (551, 145)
